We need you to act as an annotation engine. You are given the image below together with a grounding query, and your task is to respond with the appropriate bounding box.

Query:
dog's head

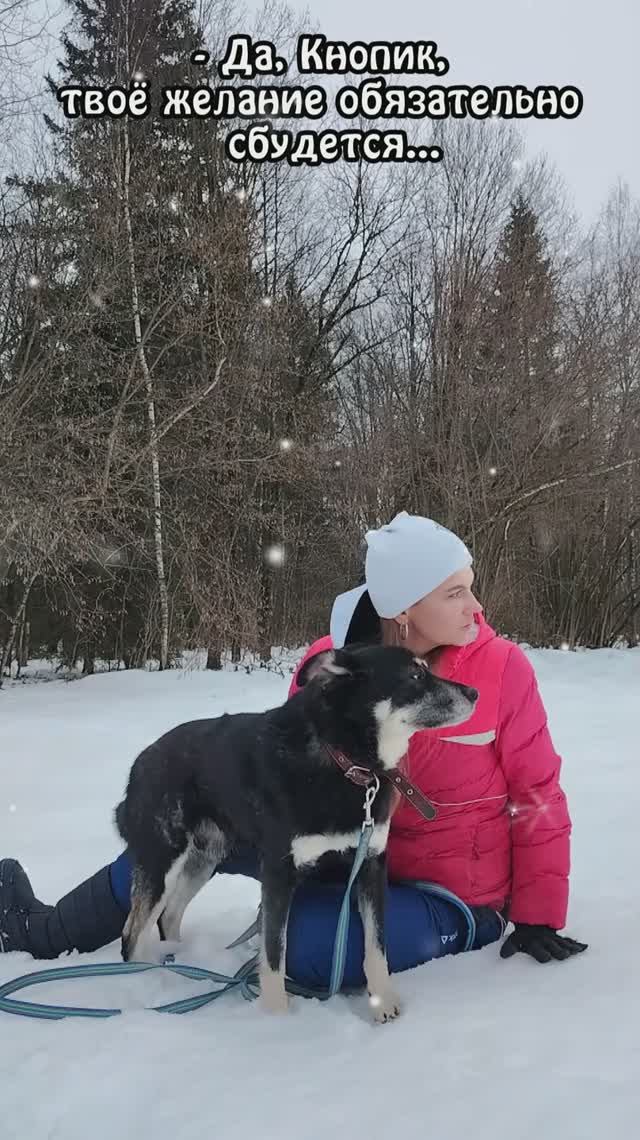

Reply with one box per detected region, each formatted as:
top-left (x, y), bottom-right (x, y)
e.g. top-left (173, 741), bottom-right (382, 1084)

top-left (297, 644), bottom-right (478, 770)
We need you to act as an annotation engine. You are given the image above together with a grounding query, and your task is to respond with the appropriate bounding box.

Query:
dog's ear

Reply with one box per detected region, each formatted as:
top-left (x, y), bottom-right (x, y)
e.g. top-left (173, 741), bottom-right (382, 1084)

top-left (296, 648), bottom-right (351, 688)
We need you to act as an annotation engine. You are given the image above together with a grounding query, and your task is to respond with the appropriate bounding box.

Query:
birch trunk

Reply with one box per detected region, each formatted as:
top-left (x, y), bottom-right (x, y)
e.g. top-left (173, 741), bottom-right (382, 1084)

top-left (0, 573), bottom-right (36, 686)
top-left (121, 116), bottom-right (170, 670)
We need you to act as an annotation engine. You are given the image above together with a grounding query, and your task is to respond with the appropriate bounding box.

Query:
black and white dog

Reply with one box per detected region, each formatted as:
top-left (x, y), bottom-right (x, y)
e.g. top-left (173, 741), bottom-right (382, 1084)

top-left (114, 645), bottom-right (477, 1022)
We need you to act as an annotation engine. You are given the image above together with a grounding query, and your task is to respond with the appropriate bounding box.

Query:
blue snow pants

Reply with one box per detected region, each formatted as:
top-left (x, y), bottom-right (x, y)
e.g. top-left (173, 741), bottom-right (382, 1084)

top-left (109, 846), bottom-right (503, 990)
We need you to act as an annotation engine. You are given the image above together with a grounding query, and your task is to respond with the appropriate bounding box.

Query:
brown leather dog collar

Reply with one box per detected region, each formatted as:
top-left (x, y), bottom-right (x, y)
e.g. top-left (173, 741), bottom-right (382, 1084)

top-left (325, 745), bottom-right (438, 821)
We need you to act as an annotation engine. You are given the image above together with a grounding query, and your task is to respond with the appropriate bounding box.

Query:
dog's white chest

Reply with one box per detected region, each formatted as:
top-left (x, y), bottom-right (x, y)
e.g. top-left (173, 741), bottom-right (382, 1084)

top-left (291, 822), bottom-right (390, 869)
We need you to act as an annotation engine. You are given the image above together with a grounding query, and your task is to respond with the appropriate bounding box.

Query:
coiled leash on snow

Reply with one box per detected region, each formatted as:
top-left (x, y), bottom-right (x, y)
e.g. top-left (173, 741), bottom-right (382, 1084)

top-left (0, 774), bottom-right (477, 1020)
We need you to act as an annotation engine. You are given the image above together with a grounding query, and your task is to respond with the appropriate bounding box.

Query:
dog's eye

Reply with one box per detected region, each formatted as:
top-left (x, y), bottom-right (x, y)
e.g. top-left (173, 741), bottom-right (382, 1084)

top-left (410, 668), bottom-right (426, 681)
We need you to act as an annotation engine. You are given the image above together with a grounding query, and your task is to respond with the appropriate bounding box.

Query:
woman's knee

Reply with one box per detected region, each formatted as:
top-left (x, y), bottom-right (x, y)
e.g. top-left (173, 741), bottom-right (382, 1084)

top-left (284, 881), bottom-right (473, 991)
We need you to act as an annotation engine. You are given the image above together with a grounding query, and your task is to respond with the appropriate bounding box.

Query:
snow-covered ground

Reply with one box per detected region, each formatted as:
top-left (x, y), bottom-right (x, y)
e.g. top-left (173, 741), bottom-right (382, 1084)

top-left (1, 644), bottom-right (639, 1140)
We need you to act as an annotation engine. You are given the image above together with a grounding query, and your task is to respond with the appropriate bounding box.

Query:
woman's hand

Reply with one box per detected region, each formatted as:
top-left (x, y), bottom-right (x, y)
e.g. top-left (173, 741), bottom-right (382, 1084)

top-left (500, 923), bottom-right (588, 963)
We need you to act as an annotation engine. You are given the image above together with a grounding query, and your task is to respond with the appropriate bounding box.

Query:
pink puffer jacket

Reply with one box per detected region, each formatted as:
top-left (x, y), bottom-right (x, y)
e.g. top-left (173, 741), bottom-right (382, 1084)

top-left (288, 612), bottom-right (572, 929)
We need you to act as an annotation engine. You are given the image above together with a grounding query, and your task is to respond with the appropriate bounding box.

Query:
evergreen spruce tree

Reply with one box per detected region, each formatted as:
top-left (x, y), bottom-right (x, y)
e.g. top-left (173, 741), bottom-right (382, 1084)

top-left (10, 0), bottom-right (245, 668)
top-left (473, 194), bottom-right (563, 474)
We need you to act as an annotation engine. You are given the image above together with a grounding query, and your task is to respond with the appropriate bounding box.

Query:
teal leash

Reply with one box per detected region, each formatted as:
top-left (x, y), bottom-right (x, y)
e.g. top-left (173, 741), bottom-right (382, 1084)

top-left (0, 959), bottom-right (260, 1020)
top-left (328, 777), bottom-right (377, 995)
top-left (0, 776), bottom-right (479, 1020)
top-left (0, 820), bottom-right (376, 1020)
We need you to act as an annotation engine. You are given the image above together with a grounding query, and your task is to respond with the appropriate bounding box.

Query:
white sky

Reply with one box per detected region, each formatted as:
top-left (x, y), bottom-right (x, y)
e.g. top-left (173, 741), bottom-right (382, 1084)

top-left (30, 0), bottom-right (639, 223)
top-left (275, 0), bottom-right (638, 222)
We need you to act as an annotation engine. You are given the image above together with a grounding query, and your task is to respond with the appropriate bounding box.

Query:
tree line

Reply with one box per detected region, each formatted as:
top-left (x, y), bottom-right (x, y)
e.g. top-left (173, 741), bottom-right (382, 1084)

top-left (1, 0), bottom-right (638, 683)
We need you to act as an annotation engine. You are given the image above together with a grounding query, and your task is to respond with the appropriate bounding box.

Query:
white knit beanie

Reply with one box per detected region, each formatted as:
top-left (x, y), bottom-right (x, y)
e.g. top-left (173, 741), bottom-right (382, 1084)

top-left (364, 511), bottom-right (473, 619)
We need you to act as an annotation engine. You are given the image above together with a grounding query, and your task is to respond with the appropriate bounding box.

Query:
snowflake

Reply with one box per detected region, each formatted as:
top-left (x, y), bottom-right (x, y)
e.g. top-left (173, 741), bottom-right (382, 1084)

top-left (265, 544), bottom-right (285, 567)
top-left (279, 438), bottom-right (293, 452)
top-left (28, 275), bottom-right (41, 289)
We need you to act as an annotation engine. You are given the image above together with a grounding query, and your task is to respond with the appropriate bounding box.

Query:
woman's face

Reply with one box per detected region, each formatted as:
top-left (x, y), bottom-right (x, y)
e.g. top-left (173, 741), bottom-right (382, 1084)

top-left (398, 567), bottom-right (483, 655)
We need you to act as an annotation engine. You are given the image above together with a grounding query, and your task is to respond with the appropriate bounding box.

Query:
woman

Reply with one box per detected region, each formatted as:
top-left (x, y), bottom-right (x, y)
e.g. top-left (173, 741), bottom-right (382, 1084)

top-left (0, 512), bottom-right (587, 986)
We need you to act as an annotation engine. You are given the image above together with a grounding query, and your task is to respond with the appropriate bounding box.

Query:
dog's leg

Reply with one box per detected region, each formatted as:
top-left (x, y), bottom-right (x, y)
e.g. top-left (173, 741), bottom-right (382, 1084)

top-left (159, 822), bottom-right (227, 942)
top-left (122, 863), bottom-right (169, 962)
top-left (123, 846), bottom-right (192, 960)
top-left (259, 859), bottom-right (296, 1014)
top-left (356, 854), bottom-right (402, 1023)
top-left (158, 857), bottom-right (213, 944)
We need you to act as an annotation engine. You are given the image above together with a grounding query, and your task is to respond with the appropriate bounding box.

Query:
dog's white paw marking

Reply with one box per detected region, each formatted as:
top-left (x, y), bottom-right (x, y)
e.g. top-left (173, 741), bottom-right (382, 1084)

top-left (260, 988), bottom-right (289, 1015)
top-left (259, 968), bottom-right (289, 1014)
top-left (369, 987), bottom-right (402, 1023)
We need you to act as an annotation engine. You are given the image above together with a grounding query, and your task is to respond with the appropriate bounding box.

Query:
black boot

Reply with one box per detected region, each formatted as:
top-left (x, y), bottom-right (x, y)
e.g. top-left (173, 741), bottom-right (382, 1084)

top-left (0, 858), bottom-right (127, 959)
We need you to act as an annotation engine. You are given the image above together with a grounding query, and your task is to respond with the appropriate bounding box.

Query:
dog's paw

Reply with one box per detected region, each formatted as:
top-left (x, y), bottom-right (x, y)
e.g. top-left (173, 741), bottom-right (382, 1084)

top-left (260, 989), bottom-right (289, 1015)
top-left (369, 987), bottom-right (402, 1024)
top-left (259, 969), bottom-right (289, 1014)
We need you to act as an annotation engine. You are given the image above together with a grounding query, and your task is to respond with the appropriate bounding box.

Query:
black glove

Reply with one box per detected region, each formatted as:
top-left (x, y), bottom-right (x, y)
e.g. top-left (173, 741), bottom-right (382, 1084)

top-left (500, 923), bottom-right (588, 963)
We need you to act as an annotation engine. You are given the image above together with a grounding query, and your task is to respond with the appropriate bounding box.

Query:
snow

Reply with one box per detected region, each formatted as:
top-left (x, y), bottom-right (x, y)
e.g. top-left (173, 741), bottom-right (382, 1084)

top-left (1, 644), bottom-right (639, 1139)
